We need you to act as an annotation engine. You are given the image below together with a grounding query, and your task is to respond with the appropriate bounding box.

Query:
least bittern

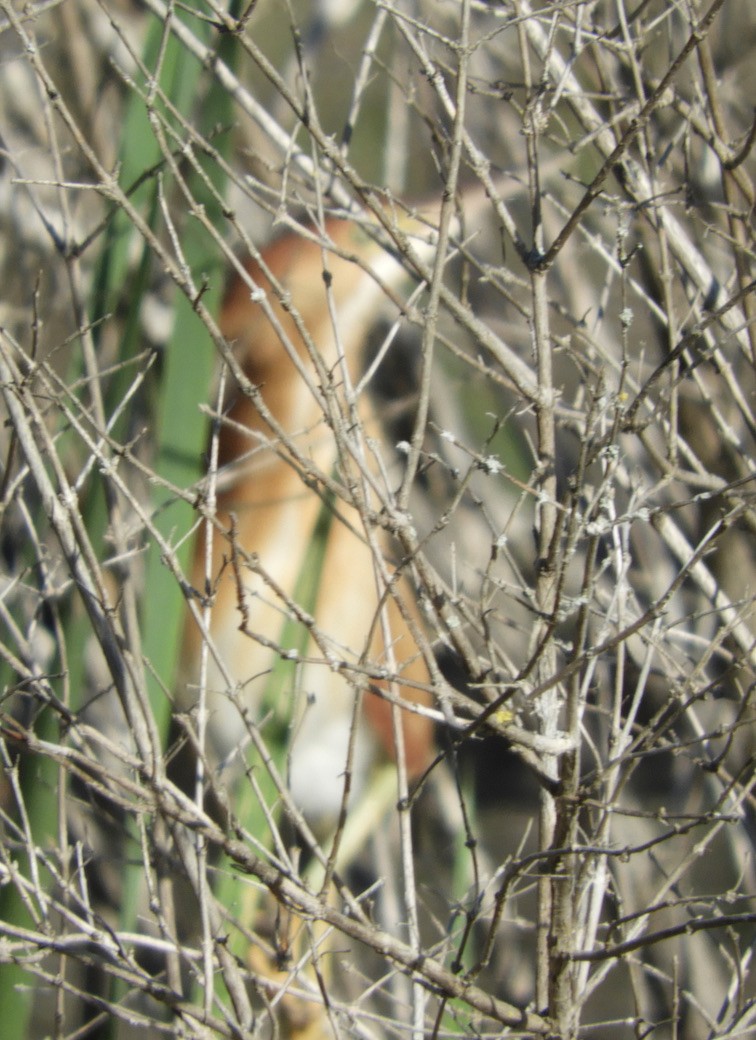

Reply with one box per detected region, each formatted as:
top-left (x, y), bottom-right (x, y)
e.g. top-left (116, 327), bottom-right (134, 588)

top-left (185, 214), bottom-right (438, 829)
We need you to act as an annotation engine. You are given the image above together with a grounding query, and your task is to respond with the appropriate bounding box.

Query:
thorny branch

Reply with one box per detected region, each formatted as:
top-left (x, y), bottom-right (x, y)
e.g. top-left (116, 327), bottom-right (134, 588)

top-left (0, 1), bottom-right (753, 1039)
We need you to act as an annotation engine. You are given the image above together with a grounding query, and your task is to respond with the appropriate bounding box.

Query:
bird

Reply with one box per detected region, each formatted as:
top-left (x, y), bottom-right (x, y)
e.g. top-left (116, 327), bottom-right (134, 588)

top-left (184, 212), bottom-right (438, 832)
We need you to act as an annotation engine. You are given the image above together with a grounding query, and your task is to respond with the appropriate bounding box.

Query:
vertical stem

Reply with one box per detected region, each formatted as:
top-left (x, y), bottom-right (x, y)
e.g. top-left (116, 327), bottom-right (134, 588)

top-left (396, 0), bottom-right (469, 513)
top-left (532, 248), bottom-right (560, 1021)
top-left (515, 4), bottom-right (561, 1023)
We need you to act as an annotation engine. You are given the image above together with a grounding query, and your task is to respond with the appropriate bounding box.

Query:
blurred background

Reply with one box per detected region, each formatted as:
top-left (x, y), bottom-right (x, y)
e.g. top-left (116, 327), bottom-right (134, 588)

top-left (0, 1), bottom-right (754, 1038)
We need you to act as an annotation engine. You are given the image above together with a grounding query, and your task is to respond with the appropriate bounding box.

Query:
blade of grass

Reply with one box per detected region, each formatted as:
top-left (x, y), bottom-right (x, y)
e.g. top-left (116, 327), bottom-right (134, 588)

top-left (140, 10), bottom-right (240, 745)
top-left (0, 708), bottom-right (60, 1040)
top-left (86, 3), bottom-right (242, 1028)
